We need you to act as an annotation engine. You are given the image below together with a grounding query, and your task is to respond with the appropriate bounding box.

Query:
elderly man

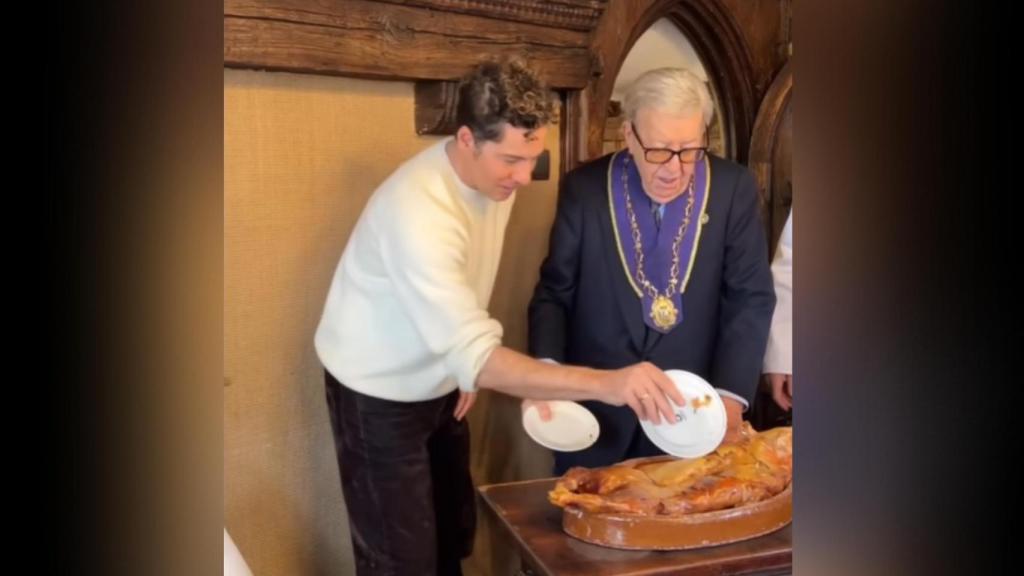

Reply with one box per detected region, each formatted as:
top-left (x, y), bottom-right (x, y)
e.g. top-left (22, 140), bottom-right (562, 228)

top-left (527, 67), bottom-right (776, 474)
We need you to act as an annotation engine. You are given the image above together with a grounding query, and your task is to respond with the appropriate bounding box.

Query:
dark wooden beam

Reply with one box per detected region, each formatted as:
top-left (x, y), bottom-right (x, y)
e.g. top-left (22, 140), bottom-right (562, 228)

top-left (224, 0), bottom-right (596, 88)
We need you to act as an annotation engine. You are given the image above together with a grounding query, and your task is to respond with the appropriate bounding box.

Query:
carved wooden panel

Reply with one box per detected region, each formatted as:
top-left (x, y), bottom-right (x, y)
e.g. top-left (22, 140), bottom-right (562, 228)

top-left (371, 0), bottom-right (608, 32)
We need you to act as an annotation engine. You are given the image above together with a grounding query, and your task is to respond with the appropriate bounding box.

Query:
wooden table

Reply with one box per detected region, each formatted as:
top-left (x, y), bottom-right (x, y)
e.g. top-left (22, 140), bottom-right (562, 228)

top-left (478, 478), bottom-right (791, 576)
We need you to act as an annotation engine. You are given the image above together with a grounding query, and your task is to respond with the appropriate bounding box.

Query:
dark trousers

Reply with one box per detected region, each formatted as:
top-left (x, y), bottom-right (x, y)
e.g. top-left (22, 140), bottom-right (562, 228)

top-left (325, 371), bottom-right (476, 576)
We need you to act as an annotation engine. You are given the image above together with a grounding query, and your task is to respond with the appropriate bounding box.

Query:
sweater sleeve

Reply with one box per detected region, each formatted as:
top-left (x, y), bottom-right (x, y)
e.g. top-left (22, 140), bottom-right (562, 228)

top-left (377, 184), bottom-right (503, 392)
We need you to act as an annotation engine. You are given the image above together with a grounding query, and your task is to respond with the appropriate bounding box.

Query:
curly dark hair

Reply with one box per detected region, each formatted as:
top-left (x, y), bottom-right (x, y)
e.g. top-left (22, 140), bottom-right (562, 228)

top-left (455, 58), bottom-right (558, 144)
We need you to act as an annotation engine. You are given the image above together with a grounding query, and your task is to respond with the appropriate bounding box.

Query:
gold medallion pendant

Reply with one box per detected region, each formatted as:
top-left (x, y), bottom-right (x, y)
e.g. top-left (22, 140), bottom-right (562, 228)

top-left (650, 295), bottom-right (678, 330)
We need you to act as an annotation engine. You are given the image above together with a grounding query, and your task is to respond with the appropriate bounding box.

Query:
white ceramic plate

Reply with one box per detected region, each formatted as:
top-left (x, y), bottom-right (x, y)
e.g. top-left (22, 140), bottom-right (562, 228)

top-left (522, 401), bottom-right (600, 452)
top-left (639, 370), bottom-right (727, 458)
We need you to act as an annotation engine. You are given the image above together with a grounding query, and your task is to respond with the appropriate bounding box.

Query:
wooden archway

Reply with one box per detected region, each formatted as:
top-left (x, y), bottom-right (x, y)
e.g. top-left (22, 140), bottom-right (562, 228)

top-left (749, 60), bottom-right (793, 250)
top-left (563, 0), bottom-right (759, 170)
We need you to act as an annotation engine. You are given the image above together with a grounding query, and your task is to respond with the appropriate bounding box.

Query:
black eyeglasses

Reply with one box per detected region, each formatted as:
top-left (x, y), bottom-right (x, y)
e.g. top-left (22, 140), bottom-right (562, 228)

top-left (631, 128), bottom-right (708, 164)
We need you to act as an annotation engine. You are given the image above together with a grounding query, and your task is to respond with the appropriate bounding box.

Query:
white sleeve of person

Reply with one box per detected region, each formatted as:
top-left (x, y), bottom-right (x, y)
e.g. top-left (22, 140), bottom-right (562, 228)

top-left (380, 189), bottom-right (503, 393)
top-left (763, 210), bottom-right (793, 375)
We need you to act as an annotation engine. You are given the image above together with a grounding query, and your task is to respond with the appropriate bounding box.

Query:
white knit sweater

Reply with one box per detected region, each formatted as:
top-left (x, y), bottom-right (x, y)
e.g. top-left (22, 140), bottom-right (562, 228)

top-left (315, 139), bottom-right (513, 401)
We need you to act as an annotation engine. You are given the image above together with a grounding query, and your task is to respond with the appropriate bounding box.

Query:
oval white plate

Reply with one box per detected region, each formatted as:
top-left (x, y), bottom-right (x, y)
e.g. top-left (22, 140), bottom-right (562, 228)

top-left (522, 401), bottom-right (600, 452)
top-left (640, 370), bottom-right (727, 458)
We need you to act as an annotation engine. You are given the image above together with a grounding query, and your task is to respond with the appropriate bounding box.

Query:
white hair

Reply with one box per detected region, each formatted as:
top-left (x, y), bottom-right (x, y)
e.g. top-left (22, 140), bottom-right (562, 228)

top-left (623, 67), bottom-right (714, 126)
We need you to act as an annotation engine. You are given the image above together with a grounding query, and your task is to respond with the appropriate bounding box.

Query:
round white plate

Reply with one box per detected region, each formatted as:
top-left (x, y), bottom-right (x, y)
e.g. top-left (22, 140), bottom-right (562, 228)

top-left (640, 370), bottom-right (727, 458)
top-left (522, 401), bottom-right (600, 452)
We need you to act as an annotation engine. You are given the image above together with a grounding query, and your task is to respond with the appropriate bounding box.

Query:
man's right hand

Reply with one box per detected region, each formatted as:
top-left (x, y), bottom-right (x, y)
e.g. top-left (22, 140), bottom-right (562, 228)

top-left (600, 362), bottom-right (685, 425)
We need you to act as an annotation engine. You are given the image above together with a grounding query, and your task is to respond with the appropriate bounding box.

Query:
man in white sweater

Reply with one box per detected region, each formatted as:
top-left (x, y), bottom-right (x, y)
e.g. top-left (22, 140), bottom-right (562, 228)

top-left (315, 60), bottom-right (684, 576)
